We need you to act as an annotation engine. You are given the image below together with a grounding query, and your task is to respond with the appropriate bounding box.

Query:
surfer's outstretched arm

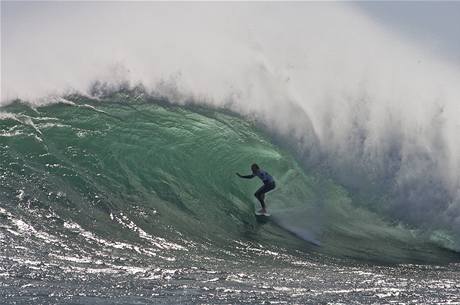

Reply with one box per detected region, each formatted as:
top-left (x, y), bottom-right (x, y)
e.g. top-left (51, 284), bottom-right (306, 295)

top-left (236, 173), bottom-right (254, 179)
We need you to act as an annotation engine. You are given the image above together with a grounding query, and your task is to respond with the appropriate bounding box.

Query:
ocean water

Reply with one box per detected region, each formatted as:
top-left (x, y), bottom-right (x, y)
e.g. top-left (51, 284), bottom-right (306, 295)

top-left (1, 93), bottom-right (459, 304)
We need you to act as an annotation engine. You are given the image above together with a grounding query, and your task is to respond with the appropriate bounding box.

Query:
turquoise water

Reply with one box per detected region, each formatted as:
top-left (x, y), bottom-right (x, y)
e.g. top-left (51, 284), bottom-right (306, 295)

top-left (1, 93), bottom-right (459, 304)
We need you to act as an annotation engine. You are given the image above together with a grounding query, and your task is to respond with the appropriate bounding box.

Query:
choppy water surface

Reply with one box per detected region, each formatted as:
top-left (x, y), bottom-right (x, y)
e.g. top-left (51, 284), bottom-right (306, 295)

top-left (1, 237), bottom-right (459, 304)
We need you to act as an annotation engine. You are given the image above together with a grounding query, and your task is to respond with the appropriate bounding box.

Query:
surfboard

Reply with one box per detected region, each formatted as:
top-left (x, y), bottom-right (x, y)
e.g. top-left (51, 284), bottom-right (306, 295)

top-left (255, 211), bottom-right (270, 217)
top-left (255, 212), bottom-right (270, 223)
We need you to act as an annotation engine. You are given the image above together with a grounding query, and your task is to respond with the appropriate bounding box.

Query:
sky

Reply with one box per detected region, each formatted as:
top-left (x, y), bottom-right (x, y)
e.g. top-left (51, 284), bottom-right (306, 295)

top-left (355, 1), bottom-right (460, 65)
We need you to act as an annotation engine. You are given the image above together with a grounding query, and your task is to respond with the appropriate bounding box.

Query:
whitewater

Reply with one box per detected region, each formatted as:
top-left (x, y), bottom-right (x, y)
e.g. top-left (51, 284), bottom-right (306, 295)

top-left (1, 2), bottom-right (460, 304)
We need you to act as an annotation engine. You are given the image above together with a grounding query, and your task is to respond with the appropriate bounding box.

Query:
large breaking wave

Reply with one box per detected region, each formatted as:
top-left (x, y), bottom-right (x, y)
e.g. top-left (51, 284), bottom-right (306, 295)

top-left (0, 93), bottom-right (458, 263)
top-left (2, 2), bottom-right (460, 263)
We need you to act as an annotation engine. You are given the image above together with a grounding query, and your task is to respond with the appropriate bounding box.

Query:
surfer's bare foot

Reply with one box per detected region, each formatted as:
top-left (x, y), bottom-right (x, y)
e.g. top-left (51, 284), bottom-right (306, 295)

top-left (258, 208), bottom-right (267, 214)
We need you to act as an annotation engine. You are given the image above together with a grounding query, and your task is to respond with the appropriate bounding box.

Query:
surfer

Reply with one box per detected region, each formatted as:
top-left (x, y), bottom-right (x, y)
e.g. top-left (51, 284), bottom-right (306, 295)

top-left (236, 163), bottom-right (276, 215)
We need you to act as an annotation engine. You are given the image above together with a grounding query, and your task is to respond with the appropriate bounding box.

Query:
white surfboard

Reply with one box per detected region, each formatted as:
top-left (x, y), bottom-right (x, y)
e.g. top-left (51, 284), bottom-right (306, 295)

top-left (255, 211), bottom-right (270, 217)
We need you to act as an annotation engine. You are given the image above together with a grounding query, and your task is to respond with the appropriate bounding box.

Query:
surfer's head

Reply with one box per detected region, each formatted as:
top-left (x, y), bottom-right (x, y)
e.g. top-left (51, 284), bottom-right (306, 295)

top-left (251, 163), bottom-right (260, 173)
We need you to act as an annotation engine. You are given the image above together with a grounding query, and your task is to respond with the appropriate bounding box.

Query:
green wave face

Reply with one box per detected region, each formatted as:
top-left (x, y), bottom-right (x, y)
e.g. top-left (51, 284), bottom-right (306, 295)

top-left (0, 95), bottom-right (302, 253)
top-left (0, 94), bottom-right (458, 264)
